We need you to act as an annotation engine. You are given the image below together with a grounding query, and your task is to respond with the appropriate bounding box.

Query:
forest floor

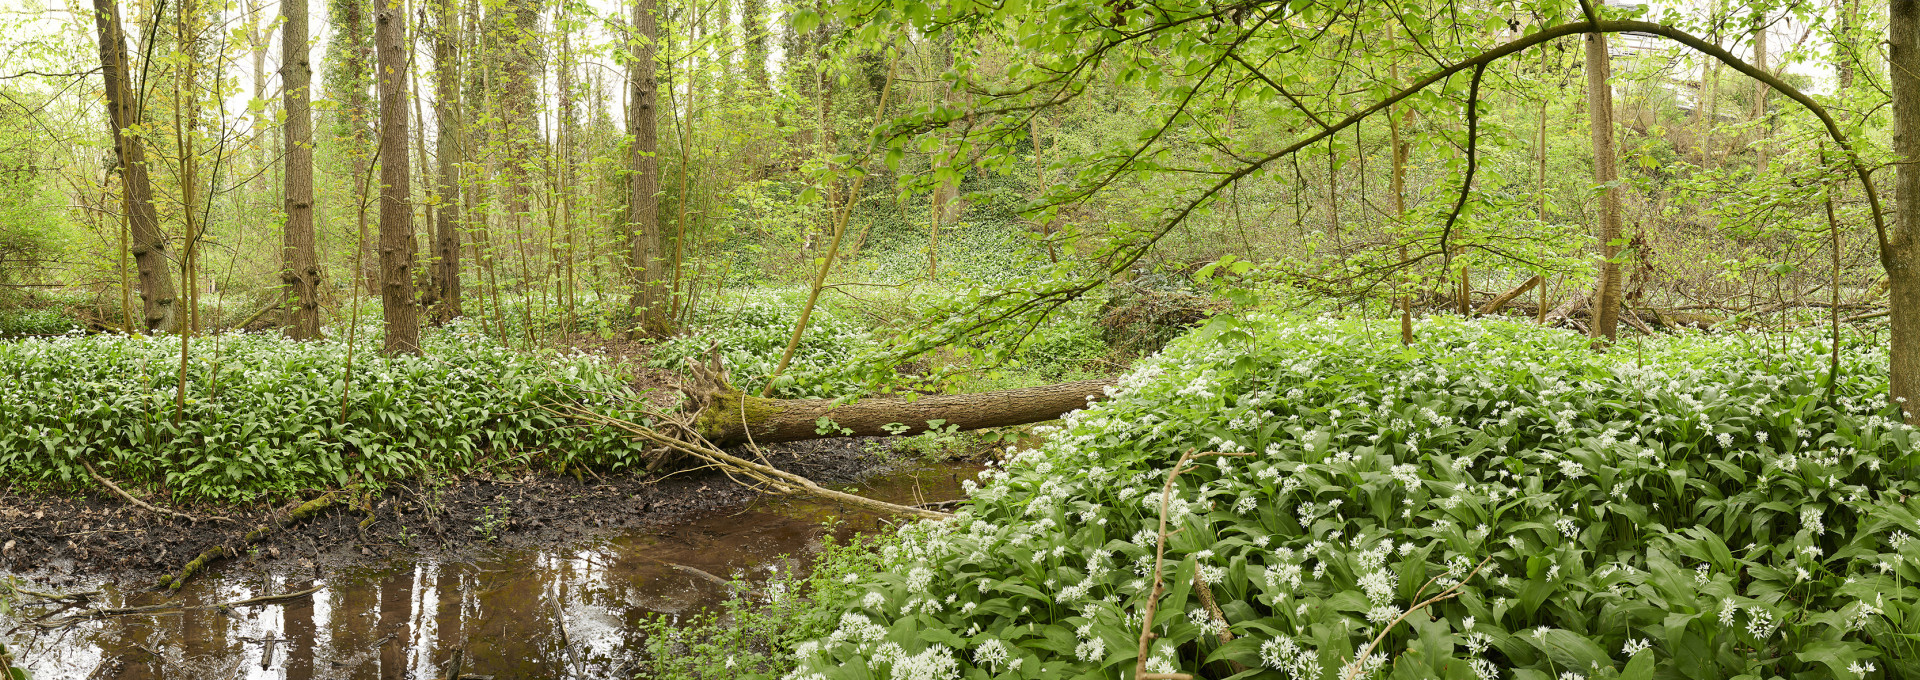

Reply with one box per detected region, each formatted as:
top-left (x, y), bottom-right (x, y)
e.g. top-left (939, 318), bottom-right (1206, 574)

top-left (0, 436), bottom-right (912, 588)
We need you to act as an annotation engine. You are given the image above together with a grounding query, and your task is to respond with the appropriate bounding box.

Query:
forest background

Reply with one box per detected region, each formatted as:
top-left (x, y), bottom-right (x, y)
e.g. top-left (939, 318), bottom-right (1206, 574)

top-left (0, 0), bottom-right (1906, 406)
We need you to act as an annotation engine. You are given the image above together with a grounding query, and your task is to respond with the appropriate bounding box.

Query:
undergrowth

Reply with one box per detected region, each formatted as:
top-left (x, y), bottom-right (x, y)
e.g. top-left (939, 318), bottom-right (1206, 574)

top-left (0, 319), bottom-right (649, 504)
top-left (718, 315), bottom-right (1920, 679)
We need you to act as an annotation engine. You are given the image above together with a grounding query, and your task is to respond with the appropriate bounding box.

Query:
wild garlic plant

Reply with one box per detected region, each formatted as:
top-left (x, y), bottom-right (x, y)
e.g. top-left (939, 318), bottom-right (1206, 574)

top-left (774, 315), bottom-right (1918, 680)
top-left (0, 320), bottom-right (649, 502)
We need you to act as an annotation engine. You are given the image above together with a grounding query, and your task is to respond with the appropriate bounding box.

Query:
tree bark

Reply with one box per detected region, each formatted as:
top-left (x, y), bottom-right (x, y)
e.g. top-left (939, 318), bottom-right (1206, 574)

top-left (93, 0), bottom-right (178, 333)
top-left (1838, 0), bottom-right (1858, 91)
top-left (1751, 12), bottom-right (1770, 170)
top-left (489, 0), bottom-right (544, 214)
top-left (626, 0), bottom-right (671, 337)
top-left (330, 0), bottom-right (377, 295)
top-left (692, 379), bottom-right (1115, 446)
top-left (376, 0), bottom-right (420, 355)
top-left (743, 0), bottom-right (767, 89)
top-left (430, 0), bottom-right (463, 324)
top-left (1584, 32), bottom-right (1624, 344)
top-left (1888, 0), bottom-right (1920, 421)
top-left (281, 0), bottom-right (321, 340)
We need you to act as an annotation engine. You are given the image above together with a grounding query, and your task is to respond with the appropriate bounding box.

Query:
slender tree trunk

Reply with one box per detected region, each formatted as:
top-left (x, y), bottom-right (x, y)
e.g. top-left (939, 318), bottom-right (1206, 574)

top-left (1387, 36), bottom-right (1412, 345)
top-left (377, 0), bottom-right (420, 354)
top-left (93, 0), bottom-right (178, 333)
top-left (626, 0), bottom-right (670, 336)
top-left (1752, 13), bottom-right (1770, 170)
top-left (1585, 32), bottom-right (1624, 344)
top-left (282, 0), bottom-right (321, 339)
top-left (1838, 0), bottom-right (1858, 91)
top-left (431, 0), bottom-right (463, 323)
top-left (1886, 0), bottom-right (1920, 421)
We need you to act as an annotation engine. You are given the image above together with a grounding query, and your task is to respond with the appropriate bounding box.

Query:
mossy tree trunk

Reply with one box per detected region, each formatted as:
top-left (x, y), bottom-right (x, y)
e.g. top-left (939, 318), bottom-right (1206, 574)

top-left (692, 379), bottom-right (1116, 446)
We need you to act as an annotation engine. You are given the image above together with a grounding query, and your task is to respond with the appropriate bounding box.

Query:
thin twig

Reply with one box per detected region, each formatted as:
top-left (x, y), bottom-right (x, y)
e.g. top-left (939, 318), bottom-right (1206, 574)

top-left (1134, 449), bottom-right (1254, 680)
top-left (1341, 556), bottom-right (1493, 680)
top-left (81, 460), bottom-right (229, 524)
top-left (29, 585), bottom-right (322, 630)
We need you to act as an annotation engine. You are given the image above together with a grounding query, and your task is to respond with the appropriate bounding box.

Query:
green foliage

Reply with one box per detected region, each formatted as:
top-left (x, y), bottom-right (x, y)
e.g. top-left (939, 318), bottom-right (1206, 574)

top-left (0, 580), bottom-right (22, 680)
top-left (651, 292), bottom-right (876, 398)
top-left (0, 321), bottom-right (650, 503)
top-left (0, 306), bottom-right (80, 336)
top-left (879, 421), bottom-right (982, 462)
top-left (632, 529), bottom-right (889, 679)
top-left (772, 315), bottom-right (1916, 679)
top-left (473, 500), bottom-right (512, 543)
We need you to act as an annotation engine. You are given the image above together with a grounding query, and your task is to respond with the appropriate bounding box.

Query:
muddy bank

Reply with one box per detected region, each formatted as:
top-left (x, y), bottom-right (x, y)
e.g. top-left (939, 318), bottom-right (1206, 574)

top-left (0, 436), bottom-right (929, 583)
top-left (2, 458), bottom-right (982, 680)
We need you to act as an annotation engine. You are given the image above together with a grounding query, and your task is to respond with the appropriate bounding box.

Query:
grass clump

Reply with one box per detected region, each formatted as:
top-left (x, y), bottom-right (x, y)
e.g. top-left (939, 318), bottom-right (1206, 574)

top-left (764, 315), bottom-right (1918, 679)
top-left (0, 322), bottom-right (649, 503)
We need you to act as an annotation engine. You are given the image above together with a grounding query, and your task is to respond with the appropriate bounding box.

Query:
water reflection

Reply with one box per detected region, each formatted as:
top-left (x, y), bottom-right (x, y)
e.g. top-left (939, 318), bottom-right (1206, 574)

top-left (3, 462), bottom-right (978, 679)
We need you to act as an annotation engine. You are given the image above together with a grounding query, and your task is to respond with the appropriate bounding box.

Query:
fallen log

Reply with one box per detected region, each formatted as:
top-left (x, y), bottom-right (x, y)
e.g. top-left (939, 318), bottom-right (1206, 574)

top-left (1475, 275), bottom-right (1543, 317)
top-left (550, 403), bottom-right (953, 520)
top-left (690, 378), bottom-right (1117, 446)
top-left (1542, 289), bottom-right (1589, 325)
top-left (1622, 307), bottom-right (1656, 335)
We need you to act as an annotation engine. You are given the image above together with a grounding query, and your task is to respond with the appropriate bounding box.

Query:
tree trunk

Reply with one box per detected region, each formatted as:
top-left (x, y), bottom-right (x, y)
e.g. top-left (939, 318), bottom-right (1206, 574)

top-left (282, 0), bottom-right (320, 340)
top-left (1752, 12), bottom-right (1770, 170)
top-left (626, 0), bottom-right (671, 337)
top-left (431, 0), bottom-right (463, 324)
top-left (376, 0), bottom-right (419, 355)
top-left (1888, 0), bottom-right (1920, 421)
top-left (93, 0), bottom-right (178, 333)
top-left (743, 0), bottom-right (767, 89)
top-left (330, 0), bottom-right (377, 295)
top-left (490, 0), bottom-right (545, 215)
top-left (1584, 32), bottom-right (1624, 344)
top-left (1838, 0), bottom-right (1858, 91)
top-left (692, 379), bottom-right (1116, 446)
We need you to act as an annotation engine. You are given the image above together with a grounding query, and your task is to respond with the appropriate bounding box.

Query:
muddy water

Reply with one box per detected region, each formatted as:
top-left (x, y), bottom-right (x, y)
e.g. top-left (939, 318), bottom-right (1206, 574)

top-left (3, 462), bottom-right (979, 680)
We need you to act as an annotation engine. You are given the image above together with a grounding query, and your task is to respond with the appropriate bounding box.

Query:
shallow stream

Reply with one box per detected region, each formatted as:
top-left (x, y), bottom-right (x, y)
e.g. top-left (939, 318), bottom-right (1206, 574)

top-left (2, 462), bottom-right (978, 679)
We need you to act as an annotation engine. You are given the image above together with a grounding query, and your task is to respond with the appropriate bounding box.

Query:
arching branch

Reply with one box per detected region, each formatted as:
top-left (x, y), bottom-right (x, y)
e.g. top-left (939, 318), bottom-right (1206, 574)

top-left (1439, 62), bottom-right (1487, 268)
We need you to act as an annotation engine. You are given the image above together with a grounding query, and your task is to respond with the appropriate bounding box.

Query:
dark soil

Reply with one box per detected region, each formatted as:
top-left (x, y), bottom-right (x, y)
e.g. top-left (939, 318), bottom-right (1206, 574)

top-left (0, 437), bottom-right (904, 588)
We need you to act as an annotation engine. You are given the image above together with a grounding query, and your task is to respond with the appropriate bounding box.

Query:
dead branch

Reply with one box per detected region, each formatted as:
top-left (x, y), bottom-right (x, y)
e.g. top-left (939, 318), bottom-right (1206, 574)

top-left (1133, 449), bottom-right (1254, 680)
top-left (27, 585), bottom-right (322, 630)
top-left (81, 460), bottom-right (229, 524)
top-left (157, 492), bottom-right (342, 591)
top-left (1340, 557), bottom-right (1491, 680)
top-left (1475, 275), bottom-right (1542, 317)
top-left (547, 404), bottom-right (950, 521)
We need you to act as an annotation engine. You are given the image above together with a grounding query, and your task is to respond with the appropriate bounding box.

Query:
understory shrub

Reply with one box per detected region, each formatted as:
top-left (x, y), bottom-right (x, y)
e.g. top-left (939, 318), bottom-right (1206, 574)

top-left (773, 315), bottom-right (1919, 679)
top-left (0, 321), bottom-right (648, 503)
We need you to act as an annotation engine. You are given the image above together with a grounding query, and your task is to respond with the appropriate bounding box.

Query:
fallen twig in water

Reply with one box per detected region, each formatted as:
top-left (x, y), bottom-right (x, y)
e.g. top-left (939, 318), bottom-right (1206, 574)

top-left (27, 585), bottom-right (323, 630)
